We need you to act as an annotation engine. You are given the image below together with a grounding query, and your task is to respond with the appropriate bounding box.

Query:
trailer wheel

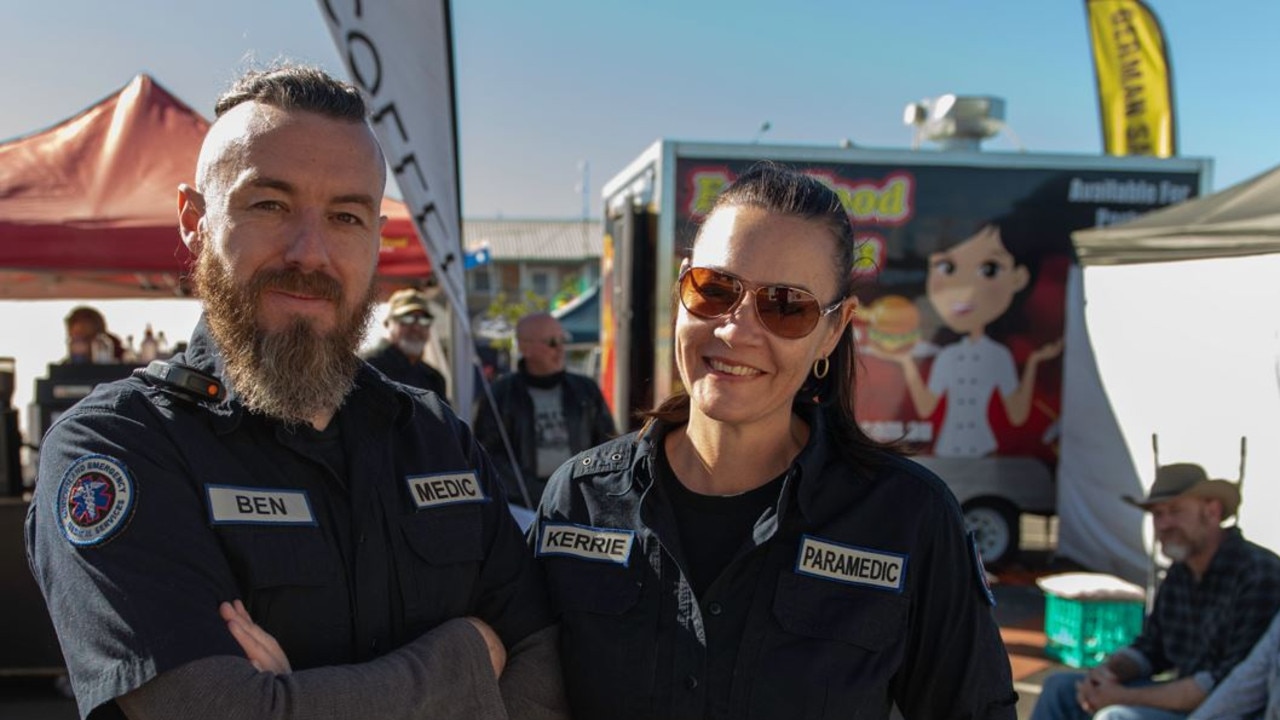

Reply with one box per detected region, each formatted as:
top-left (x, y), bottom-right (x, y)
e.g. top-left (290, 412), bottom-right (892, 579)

top-left (963, 499), bottom-right (1020, 566)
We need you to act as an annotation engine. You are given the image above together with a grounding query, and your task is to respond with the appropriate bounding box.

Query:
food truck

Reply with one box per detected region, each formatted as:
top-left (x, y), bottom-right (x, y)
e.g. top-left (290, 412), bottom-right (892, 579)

top-left (598, 108), bottom-right (1209, 564)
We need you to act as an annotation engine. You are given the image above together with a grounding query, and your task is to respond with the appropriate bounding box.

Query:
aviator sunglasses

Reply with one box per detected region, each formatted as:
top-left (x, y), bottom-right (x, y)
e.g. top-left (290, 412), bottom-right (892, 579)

top-left (678, 266), bottom-right (845, 339)
top-left (394, 314), bottom-right (433, 327)
top-left (519, 334), bottom-right (571, 349)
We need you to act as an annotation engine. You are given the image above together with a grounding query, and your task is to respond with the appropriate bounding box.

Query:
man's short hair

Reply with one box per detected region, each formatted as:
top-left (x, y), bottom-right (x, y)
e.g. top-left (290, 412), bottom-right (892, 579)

top-left (64, 306), bottom-right (106, 332)
top-left (214, 65), bottom-right (368, 121)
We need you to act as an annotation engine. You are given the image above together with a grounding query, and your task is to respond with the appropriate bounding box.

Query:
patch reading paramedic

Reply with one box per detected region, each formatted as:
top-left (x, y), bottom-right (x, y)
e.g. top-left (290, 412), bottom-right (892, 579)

top-left (57, 455), bottom-right (136, 547)
top-left (405, 472), bottom-right (486, 509)
top-left (206, 485), bottom-right (316, 526)
top-left (536, 522), bottom-right (635, 566)
top-left (795, 535), bottom-right (907, 592)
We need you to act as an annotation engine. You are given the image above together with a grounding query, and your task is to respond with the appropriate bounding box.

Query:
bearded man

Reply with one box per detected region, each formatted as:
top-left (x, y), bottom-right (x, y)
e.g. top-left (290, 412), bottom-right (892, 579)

top-left (26, 65), bottom-right (565, 720)
top-left (1031, 463), bottom-right (1280, 720)
top-left (363, 288), bottom-right (448, 400)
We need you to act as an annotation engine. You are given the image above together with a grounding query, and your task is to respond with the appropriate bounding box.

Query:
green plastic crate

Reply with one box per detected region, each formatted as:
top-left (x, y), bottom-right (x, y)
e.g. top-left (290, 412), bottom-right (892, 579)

top-left (1043, 594), bottom-right (1145, 668)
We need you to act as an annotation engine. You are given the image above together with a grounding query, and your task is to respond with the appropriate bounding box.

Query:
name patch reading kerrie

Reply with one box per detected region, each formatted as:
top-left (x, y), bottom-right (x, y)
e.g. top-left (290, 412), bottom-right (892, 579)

top-left (795, 535), bottom-right (907, 592)
top-left (537, 522), bottom-right (635, 565)
top-left (405, 472), bottom-right (486, 509)
top-left (206, 485), bottom-right (316, 526)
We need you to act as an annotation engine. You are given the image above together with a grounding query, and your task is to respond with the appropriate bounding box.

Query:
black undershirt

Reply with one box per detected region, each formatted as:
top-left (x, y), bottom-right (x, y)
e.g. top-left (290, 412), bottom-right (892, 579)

top-left (278, 419), bottom-right (355, 571)
top-left (285, 421), bottom-right (348, 485)
top-left (657, 445), bottom-right (785, 598)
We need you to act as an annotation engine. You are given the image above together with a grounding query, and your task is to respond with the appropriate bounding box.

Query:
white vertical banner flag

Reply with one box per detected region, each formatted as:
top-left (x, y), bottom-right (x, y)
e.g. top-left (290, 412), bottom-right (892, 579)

top-left (318, 0), bottom-right (474, 413)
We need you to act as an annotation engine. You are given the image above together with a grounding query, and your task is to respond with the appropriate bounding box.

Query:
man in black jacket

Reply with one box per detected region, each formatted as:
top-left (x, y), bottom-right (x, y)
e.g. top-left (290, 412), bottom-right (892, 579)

top-left (474, 313), bottom-right (615, 508)
top-left (27, 64), bottom-right (563, 720)
top-left (363, 288), bottom-right (448, 400)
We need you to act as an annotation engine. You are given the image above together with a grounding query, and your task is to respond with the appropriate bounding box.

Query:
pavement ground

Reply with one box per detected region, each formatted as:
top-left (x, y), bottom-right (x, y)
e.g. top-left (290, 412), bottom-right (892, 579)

top-left (0, 515), bottom-right (1082, 719)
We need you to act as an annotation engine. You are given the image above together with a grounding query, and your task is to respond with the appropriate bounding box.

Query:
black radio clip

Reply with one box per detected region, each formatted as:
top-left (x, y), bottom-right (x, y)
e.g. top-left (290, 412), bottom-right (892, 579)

top-left (141, 361), bottom-right (226, 403)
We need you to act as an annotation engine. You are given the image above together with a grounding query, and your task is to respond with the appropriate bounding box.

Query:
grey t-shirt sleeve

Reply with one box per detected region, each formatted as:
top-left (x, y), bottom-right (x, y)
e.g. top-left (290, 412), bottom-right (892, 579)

top-left (1189, 609), bottom-right (1280, 720)
top-left (499, 624), bottom-right (568, 720)
top-left (116, 617), bottom-right (505, 720)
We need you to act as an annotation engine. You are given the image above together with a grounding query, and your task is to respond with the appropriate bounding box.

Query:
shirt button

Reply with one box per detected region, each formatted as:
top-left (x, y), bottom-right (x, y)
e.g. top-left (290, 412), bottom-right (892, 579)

top-left (685, 675), bottom-right (698, 690)
top-left (707, 602), bottom-right (723, 616)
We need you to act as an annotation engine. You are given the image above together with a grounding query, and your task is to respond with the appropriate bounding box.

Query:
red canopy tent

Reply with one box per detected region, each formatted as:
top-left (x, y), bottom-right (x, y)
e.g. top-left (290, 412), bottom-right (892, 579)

top-left (0, 74), bottom-right (431, 299)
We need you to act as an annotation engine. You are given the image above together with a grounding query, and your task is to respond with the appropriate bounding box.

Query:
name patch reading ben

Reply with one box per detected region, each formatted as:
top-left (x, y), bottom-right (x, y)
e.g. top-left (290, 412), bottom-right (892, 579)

top-left (406, 472), bottom-right (486, 509)
top-left (206, 485), bottom-right (316, 526)
top-left (795, 535), bottom-right (907, 592)
top-left (537, 522), bottom-right (635, 566)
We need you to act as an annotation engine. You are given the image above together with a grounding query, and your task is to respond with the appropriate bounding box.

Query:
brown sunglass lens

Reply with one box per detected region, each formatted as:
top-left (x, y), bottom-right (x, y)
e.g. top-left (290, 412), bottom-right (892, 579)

top-left (756, 286), bottom-right (821, 338)
top-left (683, 269), bottom-right (740, 317)
top-left (683, 269), bottom-right (823, 338)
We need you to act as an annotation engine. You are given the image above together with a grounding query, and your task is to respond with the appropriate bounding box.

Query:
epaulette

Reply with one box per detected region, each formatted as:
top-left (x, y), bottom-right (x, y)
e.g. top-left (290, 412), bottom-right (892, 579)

top-left (569, 439), bottom-right (634, 479)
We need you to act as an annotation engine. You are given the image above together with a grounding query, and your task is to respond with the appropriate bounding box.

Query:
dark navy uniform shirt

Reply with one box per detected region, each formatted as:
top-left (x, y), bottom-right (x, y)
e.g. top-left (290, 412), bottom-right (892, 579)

top-left (532, 404), bottom-right (1017, 720)
top-left (26, 319), bottom-right (551, 718)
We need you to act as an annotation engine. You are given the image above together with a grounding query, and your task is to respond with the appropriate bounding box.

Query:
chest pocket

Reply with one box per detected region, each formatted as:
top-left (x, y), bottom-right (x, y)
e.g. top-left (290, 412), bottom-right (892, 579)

top-left (749, 572), bottom-right (909, 720)
top-left (398, 508), bottom-right (486, 629)
top-left (216, 526), bottom-right (347, 668)
top-left (544, 556), bottom-right (654, 720)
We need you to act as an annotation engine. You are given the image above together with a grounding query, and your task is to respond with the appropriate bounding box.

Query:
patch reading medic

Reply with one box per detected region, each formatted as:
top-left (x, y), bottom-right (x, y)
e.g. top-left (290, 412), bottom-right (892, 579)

top-left (536, 522), bottom-right (635, 566)
top-left (795, 535), bottom-right (907, 592)
top-left (405, 472), bottom-right (487, 509)
top-left (206, 485), bottom-right (316, 526)
top-left (56, 455), bottom-right (136, 547)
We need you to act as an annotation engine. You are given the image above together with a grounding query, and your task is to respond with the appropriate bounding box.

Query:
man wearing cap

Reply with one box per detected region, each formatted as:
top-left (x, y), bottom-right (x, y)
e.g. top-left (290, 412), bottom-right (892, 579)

top-left (1032, 463), bottom-right (1280, 720)
top-left (363, 288), bottom-right (448, 399)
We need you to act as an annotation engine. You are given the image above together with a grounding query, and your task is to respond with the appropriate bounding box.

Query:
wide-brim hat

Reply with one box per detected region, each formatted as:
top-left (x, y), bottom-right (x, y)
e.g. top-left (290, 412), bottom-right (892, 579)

top-left (1122, 462), bottom-right (1241, 520)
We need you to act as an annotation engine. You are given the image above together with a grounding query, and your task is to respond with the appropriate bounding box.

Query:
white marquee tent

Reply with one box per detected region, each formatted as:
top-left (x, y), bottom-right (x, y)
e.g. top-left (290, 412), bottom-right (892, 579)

top-left (1058, 163), bottom-right (1280, 583)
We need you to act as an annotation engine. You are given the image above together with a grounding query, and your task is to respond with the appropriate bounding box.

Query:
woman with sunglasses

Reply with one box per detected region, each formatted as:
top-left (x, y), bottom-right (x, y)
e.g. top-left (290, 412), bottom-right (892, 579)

top-left (531, 164), bottom-right (1017, 719)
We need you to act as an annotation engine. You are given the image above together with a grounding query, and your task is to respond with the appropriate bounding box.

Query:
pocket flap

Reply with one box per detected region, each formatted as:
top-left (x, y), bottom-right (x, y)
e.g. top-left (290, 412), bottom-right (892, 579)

top-left (773, 571), bottom-right (907, 651)
top-left (545, 559), bottom-right (643, 615)
top-left (400, 508), bottom-right (485, 565)
top-left (220, 528), bottom-right (337, 589)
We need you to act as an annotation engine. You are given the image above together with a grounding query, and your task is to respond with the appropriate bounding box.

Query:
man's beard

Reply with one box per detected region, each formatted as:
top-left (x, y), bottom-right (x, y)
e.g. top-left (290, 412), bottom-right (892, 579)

top-left (193, 247), bottom-right (377, 427)
top-left (394, 336), bottom-right (427, 358)
top-left (1160, 541), bottom-right (1189, 563)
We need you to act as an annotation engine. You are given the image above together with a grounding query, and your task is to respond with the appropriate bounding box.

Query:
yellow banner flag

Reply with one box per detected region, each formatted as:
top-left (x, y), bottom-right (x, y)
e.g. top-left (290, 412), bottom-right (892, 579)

top-left (1085, 0), bottom-right (1176, 157)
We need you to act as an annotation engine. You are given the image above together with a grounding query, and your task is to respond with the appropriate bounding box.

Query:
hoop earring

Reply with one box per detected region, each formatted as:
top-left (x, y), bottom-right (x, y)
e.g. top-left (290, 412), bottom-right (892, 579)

top-left (812, 356), bottom-right (830, 380)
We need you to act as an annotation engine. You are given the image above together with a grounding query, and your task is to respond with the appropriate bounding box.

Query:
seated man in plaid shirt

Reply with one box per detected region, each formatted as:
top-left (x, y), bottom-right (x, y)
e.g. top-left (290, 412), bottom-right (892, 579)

top-left (1032, 463), bottom-right (1280, 720)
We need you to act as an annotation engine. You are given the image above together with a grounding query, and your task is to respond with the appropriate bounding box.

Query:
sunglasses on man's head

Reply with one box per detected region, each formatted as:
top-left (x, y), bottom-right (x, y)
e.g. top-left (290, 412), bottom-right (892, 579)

top-left (395, 314), bottom-right (433, 327)
top-left (678, 266), bottom-right (845, 339)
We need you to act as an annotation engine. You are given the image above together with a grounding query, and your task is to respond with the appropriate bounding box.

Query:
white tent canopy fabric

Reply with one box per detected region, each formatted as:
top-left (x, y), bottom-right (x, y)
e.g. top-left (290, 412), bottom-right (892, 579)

top-left (1074, 164), bottom-right (1280, 265)
top-left (1060, 162), bottom-right (1280, 583)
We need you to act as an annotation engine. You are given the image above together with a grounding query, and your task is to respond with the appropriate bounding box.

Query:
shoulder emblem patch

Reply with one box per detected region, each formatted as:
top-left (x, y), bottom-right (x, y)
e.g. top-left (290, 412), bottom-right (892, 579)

top-left (56, 455), bottom-right (136, 547)
top-left (968, 531), bottom-right (997, 607)
top-left (536, 522), bottom-right (635, 566)
top-left (795, 535), bottom-right (907, 592)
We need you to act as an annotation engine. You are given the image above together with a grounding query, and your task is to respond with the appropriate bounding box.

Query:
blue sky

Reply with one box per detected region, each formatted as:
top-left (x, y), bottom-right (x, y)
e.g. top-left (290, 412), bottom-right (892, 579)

top-left (5, 0), bottom-right (1277, 219)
